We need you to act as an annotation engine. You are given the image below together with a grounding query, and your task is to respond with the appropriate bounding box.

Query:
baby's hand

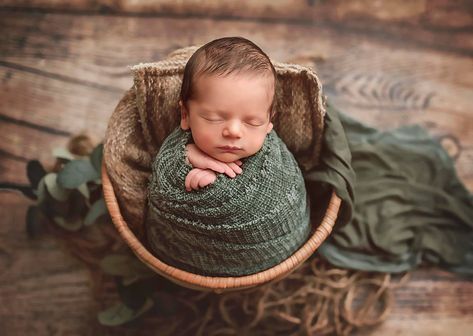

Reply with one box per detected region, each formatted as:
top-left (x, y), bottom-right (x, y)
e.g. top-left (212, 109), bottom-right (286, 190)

top-left (185, 144), bottom-right (242, 178)
top-left (185, 168), bottom-right (217, 192)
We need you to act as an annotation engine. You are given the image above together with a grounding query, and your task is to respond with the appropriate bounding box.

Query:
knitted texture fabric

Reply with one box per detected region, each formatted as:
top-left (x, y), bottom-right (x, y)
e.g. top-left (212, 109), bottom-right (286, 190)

top-left (145, 127), bottom-right (311, 276)
top-left (103, 47), bottom-right (325, 241)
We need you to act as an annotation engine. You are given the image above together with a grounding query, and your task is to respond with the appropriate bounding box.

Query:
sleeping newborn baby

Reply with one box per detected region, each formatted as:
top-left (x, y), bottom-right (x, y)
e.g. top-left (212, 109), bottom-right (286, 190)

top-left (145, 37), bottom-right (311, 276)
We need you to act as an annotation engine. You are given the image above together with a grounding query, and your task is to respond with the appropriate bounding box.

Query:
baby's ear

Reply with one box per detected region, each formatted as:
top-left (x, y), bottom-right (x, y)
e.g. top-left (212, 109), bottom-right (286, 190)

top-left (179, 101), bottom-right (190, 130)
top-left (266, 121), bottom-right (274, 134)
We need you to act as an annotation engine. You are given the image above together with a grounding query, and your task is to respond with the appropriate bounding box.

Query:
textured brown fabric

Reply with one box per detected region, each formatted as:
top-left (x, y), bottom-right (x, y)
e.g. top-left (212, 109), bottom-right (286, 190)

top-left (104, 46), bottom-right (326, 240)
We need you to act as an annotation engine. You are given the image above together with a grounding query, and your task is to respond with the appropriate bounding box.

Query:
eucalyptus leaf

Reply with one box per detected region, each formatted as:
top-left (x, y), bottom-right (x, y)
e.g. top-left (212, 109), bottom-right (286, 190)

top-left (46, 196), bottom-right (72, 218)
top-left (84, 198), bottom-right (107, 226)
top-left (100, 254), bottom-right (154, 278)
top-left (122, 274), bottom-right (143, 286)
top-left (26, 160), bottom-right (46, 189)
top-left (116, 277), bottom-right (156, 311)
top-left (121, 272), bottom-right (159, 286)
top-left (38, 188), bottom-right (88, 226)
top-left (67, 190), bottom-right (89, 219)
top-left (53, 216), bottom-right (83, 231)
top-left (90, 143), bottom-right (103, 174)
top-left (97, 298), bottom-right (154, 327)
top-left (52, 147), bottom-right (76, 161)
top-left (57, 160), bottom-right (100, 189)
top-left (44, 173), bottom-right (71, 201)
top-left (77, 183), bottom-right (90, 199)
top-left (36, 177), bottom-right (47, 205)
top-left (26, 206), bottom-right (45, 238)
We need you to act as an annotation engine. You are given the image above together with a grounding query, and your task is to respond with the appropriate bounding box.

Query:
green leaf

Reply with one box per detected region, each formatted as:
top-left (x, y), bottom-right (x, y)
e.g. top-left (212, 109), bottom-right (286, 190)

top-left (121, 274), bottom-right (144, 286)
top-left (84, 198), bottom-right (107, 226)
top-left (53, 216), bottom-right (83, 231)
top-left (67, 190), bottom-right (89, 219)
top-left (57, 160), bottom-right (100, 189)
top-left (52, 147), bottom-right (76, 161)
top-left (26, 160), bottom-right (46, 189)
top-left (77, 183), bottom-right (90, 199)
top-left (26, 206), bottom-right (45, 238)
top-left (43, 173), bottom-right (71, 201)
top-left (99, 254), bottom-right (155, 278)
top-left (90, 143), bottom-right (103, 174)
top-left (116, 277), bottom-right (156, 311)
top-left (97, 298), bottom-right (154, 327)
top-left (46, 200), bottom-right (69, 218)
top-left (36, 177), bottom-right (47, 205)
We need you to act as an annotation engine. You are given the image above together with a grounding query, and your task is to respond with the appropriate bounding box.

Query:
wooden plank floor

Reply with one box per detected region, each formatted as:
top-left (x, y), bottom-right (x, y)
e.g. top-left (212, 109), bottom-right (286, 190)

top-left (1, 1), bottom-right (472, 335)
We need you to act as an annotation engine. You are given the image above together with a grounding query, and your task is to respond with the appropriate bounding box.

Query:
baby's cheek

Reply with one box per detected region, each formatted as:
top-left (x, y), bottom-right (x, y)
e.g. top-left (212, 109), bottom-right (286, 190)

top-left (193, 133), bottom-right (213, 149)
top-left (202, 133), bottom-right (216, 145)
top-left (249, 136), bottom-right (266, 155)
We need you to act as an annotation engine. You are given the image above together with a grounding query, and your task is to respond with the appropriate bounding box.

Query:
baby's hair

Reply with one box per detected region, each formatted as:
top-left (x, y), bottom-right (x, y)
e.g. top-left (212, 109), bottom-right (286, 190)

top-left (180, 36), bottom-right (277, 118)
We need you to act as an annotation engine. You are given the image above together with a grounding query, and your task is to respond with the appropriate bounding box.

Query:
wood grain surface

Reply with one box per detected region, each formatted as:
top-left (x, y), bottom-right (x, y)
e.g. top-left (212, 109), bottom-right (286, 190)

top-left (0, 1), bottom-right (472, 335)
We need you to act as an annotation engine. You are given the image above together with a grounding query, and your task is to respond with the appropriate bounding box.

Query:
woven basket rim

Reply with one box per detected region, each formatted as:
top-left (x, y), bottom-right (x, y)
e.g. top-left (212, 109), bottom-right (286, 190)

top-left (102, 160), bottom-right (341, 292)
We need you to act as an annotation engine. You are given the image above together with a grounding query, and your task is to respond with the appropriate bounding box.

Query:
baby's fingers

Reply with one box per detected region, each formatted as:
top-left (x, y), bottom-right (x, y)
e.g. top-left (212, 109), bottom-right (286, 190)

top-left (205, 161), bottom-right (236, 178)
top-left (198, 170), bottom-right (217, 188)
top-left (227, 162), bottom-right (242, 175)
top-left (190, 169), bottom-right (209, 190)
top-left (185, 169), bottom-right (201, 191)
top-left (223, 164), bottom-right (236, 178)
top-left (206, 161), bottom-right (227, 175)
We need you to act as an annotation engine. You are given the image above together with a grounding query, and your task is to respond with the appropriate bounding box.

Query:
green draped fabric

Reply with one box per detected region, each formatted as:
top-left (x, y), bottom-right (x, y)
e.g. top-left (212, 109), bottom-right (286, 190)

top-left (309, 104), bottom-right (473, 276)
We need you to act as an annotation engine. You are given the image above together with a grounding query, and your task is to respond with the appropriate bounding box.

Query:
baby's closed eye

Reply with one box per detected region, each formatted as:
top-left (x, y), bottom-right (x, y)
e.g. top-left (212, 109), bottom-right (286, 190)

top-left (245, 118), bottom-right (265, 127)
top-left (202, 116), bottom-right (224, 122)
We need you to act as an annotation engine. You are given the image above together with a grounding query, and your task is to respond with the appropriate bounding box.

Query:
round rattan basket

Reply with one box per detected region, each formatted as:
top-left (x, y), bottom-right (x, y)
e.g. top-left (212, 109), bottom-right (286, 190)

top-left (102, 166), bottom-right (340, 292)
top-left (101, 46), bottom-right (342, 293)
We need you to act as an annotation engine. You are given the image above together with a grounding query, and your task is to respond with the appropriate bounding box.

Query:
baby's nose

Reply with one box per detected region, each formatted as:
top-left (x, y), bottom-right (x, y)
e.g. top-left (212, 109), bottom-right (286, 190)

top-left (223, 120), bottom-right (242, 138)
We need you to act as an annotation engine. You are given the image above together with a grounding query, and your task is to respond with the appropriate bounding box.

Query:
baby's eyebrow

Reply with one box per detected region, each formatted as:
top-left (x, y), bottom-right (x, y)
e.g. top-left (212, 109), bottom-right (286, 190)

top-left (200, 107), bottom-right (268, 121)
top-left (200, 107), bottom-right (225, 115)
top-left (200, 109), bottom-right (231, 118)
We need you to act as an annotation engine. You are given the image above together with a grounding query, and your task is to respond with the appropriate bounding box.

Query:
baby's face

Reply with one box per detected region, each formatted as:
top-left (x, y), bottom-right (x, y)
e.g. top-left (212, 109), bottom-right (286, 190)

top-left (180, 73), bottom-right (274, 163)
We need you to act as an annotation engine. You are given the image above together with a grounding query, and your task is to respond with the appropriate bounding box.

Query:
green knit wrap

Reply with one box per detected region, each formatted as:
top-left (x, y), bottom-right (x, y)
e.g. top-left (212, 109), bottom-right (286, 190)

top-left (145, 127), bottom-right (311, 276)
